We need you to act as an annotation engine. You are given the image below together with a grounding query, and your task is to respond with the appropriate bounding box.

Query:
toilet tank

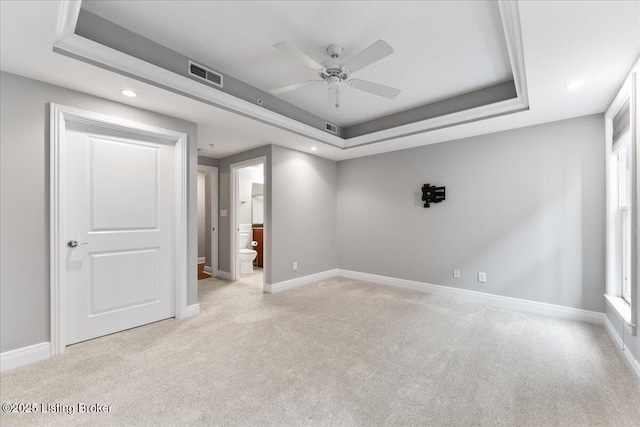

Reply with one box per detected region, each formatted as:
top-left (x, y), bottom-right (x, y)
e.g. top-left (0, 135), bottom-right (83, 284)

top-left (239, 224), bottom-right (252, 249)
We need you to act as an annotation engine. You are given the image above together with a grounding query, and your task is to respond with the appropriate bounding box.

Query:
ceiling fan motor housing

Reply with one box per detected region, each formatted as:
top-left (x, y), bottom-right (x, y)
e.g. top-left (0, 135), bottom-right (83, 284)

top-left (327, 44), bottom-right (343, 58)
top-left (320, 44), bottom-right (349, 82)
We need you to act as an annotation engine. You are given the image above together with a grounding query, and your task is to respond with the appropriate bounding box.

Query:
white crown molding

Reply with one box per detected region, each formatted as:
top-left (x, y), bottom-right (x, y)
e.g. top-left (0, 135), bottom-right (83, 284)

top-left (343, 97), bottom-right (527, 148)
top-left (53, 0), bottom-right (530, 151)
top-left (606, 55), bottom-right (639, 116)
top-left (1, 342), bottom-right (51, 372)
top-left (54, 0), bottom-right (81, 42)
top-left (337, 269), bottom-right (604, 325)
top-left (498, 0), bottom-right (529, 107)
top-left (265, 269), bottom-right (338, 294)
top-left (52, 3), bottom-right (344, 149)
top-left (346, 0), bottom-right (529, 148)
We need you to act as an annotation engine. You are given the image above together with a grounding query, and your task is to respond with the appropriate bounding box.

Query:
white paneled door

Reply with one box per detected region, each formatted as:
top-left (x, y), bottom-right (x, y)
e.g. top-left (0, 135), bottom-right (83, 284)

top-left (64, 123), bottom-right (175, 345)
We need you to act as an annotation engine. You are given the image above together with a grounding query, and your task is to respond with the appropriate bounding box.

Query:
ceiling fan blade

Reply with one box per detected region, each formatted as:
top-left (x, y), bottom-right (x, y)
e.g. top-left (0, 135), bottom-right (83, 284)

top-left (350, 79), bottom-right (401, 100)
top-left (343, 40), bottom-right (394, 74)
top-left (268, 80), bottom-right (323, 95)
top-left (273, 42), bottom-right (325, 71)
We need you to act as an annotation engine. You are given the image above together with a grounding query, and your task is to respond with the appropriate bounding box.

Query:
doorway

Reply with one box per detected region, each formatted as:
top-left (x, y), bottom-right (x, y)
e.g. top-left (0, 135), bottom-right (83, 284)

top-left (230, 157), bottom-right (266, 290)
top-left (50, 104), bottom-right (188, 356)
top-left (197, 165), bottom-right (219, 280)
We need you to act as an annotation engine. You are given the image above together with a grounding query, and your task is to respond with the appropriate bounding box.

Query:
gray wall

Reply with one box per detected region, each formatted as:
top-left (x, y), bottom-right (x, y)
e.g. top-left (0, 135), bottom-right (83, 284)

top-left (337, 115), bottom-right (605, 312)
top-left (216, 144), bottom-right (338, 285)
top-left (198, 156), bottom-right (218, 167)
top-left (270, 145), bottom-right (338, 283)
top-left (0, 71), bottom-right (199, 353)
top-left (606, 305), bottom-right (640, 367)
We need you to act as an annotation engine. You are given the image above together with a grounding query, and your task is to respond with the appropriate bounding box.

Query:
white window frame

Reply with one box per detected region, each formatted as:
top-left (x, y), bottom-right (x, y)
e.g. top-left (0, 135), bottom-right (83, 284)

top-left (605, 60), bottom-right (638, 336)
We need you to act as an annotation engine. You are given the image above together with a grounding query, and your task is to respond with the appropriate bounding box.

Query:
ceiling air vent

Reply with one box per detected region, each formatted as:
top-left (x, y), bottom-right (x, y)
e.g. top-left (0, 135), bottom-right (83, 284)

top-left (325, 122), bottom-right (337, 134)
top-left (188, 60), bottom-right (223, 88)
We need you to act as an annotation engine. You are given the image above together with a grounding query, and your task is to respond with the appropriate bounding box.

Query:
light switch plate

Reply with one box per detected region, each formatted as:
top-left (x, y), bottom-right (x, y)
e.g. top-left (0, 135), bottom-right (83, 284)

top-left (220, 210), bottom-right (227, 217)
top-left (453, 269), bottom-right (461, 279)
top-left (478, 272), bottom-right (487, 283)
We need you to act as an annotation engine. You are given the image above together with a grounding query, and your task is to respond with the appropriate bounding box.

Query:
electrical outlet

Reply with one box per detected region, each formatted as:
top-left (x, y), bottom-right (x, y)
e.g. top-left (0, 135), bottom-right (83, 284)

top-left (293, 261), bottom-right (298, 271)
top-left (453, 269), bottom-right (461, 279)
top-left (478, 272), bottom-right (487, 283)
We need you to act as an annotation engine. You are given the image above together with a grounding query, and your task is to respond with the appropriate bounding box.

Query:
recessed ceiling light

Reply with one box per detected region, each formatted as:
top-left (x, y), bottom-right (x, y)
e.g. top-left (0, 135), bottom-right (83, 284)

top-left (121, 89), bottom-right (137, 97)
top-left (310, 146), bottom-right (317, 151)
top-left (565, 81), bottom-right (584, 90)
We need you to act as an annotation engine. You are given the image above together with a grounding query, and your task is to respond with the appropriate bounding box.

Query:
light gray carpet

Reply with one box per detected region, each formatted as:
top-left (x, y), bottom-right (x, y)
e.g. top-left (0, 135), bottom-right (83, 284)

top-left (1, 275), bottom-right (639, 426)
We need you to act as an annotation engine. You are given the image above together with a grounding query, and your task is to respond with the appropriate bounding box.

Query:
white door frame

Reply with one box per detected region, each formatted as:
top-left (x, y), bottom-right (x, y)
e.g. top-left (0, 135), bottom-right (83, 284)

top-left (230, 157), bottom-right (267, 289)
top-left (197, 165), bottom-right (219, 277)
top-left (49, 103), bottom-right (189, 356)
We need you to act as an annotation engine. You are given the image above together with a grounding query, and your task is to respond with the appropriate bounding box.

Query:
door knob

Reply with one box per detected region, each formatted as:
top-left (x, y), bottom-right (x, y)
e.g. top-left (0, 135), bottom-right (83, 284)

top-left (67, 240), bottom-right (87, 248)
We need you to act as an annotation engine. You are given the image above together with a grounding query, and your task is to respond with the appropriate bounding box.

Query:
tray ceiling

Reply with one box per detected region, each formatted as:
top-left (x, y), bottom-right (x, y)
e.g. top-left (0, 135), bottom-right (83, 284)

top-left (2, 1), bottom-right (638, 160)
top-left (81, 0), bottom-right (513, 127)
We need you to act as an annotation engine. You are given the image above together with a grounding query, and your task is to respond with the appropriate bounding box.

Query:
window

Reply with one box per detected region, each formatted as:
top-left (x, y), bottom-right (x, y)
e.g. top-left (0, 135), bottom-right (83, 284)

top-left (605, 68), bottom-right (637, 336)
top-left (614, 132), bottom-right (632, 303)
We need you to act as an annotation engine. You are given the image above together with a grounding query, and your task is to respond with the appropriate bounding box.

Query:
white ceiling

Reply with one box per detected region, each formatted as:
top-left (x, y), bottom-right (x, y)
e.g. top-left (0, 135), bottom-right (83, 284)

top-left (1, 1), bottom-right (639, 162)
top-left (81, 0), bottom-right (513, 127)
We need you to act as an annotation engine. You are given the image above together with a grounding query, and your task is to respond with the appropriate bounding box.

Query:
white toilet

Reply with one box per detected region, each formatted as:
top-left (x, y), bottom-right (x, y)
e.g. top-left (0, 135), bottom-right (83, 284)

top-left (238, 224), bottom-right (258, 273)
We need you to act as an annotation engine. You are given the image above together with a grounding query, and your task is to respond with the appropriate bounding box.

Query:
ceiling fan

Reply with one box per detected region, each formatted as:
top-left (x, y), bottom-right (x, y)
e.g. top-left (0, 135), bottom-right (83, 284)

top-left (269, 40), bottom-right (401, 108)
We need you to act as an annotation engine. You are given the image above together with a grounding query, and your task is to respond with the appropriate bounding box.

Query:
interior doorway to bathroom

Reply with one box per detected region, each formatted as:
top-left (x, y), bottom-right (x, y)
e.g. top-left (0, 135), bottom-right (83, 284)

top-left (197, 165), bottom-right (218, 281)
top-left (230, 157), bottom-right (266, 290)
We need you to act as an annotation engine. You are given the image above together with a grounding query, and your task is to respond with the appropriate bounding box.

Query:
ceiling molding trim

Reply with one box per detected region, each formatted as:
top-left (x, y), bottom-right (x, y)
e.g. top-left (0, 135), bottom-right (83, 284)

top-left (498, 0), bottom-right (529, 106)
top-left (329, 0), bottom-right (532, 148)
top-left (53, 0), bottom-right (530, 151)
top-left (54, 0), bottom-right (81, 42)
top-left (53, 2), bottom-right (344, 149)
top-left (343, 97), bottom-right (527, 148)
top-left (606, 55), bottom-right (640, 113)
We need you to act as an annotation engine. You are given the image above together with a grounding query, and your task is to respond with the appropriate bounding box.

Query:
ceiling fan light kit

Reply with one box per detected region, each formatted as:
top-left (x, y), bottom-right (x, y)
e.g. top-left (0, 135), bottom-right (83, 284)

top-left (269, 40), bottom-right (401, 108)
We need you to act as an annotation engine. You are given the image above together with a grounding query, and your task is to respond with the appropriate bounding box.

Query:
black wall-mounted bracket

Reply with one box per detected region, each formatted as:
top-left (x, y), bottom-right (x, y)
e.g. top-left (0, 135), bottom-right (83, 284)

top-left (421, 184), bottom-right (445, 208)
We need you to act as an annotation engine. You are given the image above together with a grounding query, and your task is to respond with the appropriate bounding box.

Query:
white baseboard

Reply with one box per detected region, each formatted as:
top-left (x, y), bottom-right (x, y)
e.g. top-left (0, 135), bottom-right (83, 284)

top-left (604, 315), bottom-right (625, 349)
top-left (265, 269), bottom-right (338, 294)
top-left (622, 344), bottom-right (640, 386)
top-left (604, 314), bottom-right (640, 385)
top-left (197, 257), bottom-right (205, 264)
top-left (337, 269), bottom-right (605, 325)
top-left (185, 303), bottom-right (200, 318)
top-left (203, 265), bottom-right (212, 274)
top-left (1, 342), bottom-right (50, 372)
top-left (215, 270), bottom-right (232, 280)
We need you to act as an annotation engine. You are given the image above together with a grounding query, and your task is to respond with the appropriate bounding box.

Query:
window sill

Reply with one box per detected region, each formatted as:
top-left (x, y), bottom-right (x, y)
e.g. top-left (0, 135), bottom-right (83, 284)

top-left (605, 294), bottom-right (632, 325)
